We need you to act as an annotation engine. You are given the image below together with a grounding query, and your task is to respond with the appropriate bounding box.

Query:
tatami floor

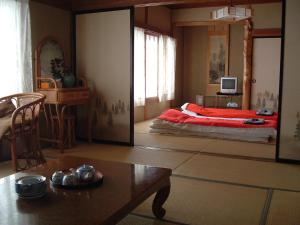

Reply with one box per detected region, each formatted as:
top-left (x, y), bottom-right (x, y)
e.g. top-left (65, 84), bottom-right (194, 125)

top-left (0, 121), bottom-right (299, 225)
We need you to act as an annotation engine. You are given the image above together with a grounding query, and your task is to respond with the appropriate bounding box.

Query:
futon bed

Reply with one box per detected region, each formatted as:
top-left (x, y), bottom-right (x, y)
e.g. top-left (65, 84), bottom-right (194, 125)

top-left (150, 103), bottom-right (278, 143)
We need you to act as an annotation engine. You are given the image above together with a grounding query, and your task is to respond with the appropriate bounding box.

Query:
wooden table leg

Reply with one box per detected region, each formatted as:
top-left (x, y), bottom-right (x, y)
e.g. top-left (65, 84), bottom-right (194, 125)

top-left (152, 179), bottom-right (171, 219)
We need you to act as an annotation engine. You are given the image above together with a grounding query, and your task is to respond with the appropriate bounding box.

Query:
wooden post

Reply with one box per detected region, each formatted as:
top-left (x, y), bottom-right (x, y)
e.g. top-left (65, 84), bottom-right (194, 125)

top-left (242, 19), bottom-right (253, 110)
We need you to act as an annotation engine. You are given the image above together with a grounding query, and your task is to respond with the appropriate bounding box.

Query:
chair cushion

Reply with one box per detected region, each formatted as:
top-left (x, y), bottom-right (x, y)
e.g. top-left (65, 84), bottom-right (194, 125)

top-left (0, 100), bottom-right (16, 118)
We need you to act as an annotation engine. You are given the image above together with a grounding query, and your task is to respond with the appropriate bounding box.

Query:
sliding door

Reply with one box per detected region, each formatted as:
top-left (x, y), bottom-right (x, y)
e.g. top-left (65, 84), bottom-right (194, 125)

top-left (277, 0), bottom-right (300, 162)
top-left (251, 38), bottom-right (281, 112)
top-left (75, 8), bottom-right (133, 145)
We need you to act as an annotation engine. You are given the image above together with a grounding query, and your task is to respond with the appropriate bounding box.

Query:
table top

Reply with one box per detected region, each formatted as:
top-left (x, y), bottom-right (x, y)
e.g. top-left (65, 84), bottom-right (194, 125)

top-left (0, 156), bottom-right (171, 225)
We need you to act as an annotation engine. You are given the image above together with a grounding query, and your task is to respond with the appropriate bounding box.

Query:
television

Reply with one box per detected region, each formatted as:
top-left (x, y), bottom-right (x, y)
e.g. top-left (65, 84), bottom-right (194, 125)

top-left (220, 77), bottom-right (237, 94)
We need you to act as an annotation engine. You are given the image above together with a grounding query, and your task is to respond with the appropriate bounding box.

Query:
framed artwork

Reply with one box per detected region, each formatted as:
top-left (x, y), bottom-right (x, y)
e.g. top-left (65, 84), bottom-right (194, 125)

top-left (207, 27), bottom-right (229, 85)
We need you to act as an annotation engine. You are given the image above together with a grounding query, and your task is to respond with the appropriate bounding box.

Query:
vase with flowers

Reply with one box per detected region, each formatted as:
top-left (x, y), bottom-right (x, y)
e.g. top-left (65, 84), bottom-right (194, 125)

top-left (50, 58), bottom-right (75, 88)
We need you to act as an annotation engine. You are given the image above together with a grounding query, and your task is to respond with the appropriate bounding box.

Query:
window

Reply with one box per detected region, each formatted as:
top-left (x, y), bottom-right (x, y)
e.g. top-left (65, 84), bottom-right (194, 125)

top-left (0, 0), bottom-right (32, 97)
top-left (134, 27), bottom-right (176, 106)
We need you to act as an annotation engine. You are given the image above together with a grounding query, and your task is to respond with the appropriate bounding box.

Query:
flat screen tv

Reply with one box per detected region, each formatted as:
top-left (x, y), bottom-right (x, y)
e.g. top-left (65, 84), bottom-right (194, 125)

top-left (220, 77), bottom-right (237, 94)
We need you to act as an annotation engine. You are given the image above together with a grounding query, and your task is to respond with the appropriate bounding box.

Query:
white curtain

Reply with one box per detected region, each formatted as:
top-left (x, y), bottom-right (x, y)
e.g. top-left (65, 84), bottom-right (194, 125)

top-left (158, 35), bottom-right (176, 102)
top-left (134, 27), bottom-right (176, 106)
top-left (134, 27), bottom-right (145, 107)
top-left (146, 34), bottom-right (158, 98)
top-left (0, 0), bottom-right (32, 98)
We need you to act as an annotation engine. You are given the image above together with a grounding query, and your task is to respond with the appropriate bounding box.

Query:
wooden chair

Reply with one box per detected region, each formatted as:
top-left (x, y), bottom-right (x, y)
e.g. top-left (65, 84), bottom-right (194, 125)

top-left (0, 93), bottom-right (46, 171)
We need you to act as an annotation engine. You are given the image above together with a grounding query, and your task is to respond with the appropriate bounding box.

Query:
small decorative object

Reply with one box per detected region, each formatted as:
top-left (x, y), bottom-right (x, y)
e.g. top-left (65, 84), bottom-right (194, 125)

top-left (50, 59), bottom-right (75, 88)
top-left (15, 175), bottom-right (47, 199)
top-left (51, 171), bottom-right (65, 185)
top-left (256, 108), bottom-right (274, 116)
top-left (244, 118), bottom-right (265, 125)
top-left (40, 81), bottom-right (50, 89)
top-left (50, 58), bottom-right (64, 80)
top-left (50, 165), bottom-right (103, 189)
top-left (75, 165), bottom-right (96, 182)
top-left (62, 68), bottom-right (76, 88)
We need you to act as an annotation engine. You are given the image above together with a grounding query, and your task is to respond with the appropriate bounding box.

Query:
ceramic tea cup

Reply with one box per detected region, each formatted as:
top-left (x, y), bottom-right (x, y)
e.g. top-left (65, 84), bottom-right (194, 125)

top-left (15, 175), bottom-right (47, 197)
top-left (62, 173), bottom-right (78, 186)
top-left (51, 171), bottom-right (65, 185)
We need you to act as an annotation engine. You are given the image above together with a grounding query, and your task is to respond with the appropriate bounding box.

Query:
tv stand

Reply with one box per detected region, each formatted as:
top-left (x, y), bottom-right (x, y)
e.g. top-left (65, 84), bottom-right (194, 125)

top-left (216, 92), bottom-right (243, 96)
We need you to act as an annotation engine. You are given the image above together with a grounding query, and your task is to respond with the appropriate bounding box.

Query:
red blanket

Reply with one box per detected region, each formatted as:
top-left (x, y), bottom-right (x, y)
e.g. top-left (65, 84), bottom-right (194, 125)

top-left (159, 109), bottom-right (277, 129)
top-left (185, 103), bottom-right (278, 121)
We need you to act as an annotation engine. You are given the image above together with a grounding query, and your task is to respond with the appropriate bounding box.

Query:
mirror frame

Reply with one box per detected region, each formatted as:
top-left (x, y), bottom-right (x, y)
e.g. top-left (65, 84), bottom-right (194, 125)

top-left (34, 36), bottom-right (65, 88)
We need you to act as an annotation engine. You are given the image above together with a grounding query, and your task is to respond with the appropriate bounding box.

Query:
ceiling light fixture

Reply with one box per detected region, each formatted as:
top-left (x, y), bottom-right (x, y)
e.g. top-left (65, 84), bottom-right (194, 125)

top-left (211, 1), bottom-right (252, 21)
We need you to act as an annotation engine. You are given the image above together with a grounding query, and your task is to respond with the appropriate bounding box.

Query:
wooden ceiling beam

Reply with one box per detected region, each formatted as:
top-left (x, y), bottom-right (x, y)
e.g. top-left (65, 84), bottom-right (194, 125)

top-left (168, 0), bottom-right (281, 9)
top-left (31, 0), bottom-right (72, 10)
top-left (71, 0), bottom-right (281, 11)
top-left (31, 0), bottom-right (281, 11)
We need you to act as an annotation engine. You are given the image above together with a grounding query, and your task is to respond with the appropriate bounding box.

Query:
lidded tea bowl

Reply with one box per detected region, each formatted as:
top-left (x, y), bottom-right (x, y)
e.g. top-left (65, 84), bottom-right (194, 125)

top-left (76, 165), bottom-right (96, 182)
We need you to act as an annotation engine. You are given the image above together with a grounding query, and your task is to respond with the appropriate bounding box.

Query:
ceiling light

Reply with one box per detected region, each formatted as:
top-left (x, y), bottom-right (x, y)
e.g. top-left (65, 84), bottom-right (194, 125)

top-left (211, 6), bottom-right (252, 21)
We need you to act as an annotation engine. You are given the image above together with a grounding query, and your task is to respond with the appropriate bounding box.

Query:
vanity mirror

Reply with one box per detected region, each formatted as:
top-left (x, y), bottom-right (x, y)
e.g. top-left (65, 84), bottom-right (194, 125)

top-left (35, 37), bottom-right (65, 88)
top-left (34, 36), bottom-right (89, 104)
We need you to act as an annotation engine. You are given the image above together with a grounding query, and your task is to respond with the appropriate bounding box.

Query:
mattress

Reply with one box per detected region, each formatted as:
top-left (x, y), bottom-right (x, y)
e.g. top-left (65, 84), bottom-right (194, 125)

top-left (150, 108), bottom-right (277, 143)
top-left (182, 103), bottom-right (278, 121)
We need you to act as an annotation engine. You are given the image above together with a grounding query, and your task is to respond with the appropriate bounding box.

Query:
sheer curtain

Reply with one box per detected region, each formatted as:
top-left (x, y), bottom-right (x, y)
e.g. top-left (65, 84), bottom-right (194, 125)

top-left (158, 35), bottom-right (176, 102)
top-left (0, 0), bottom-right (32, 98)
top-left (146, 34), bottom-right (158, 98)
top-left (134, 27), bottom-right (145, 107)
top-left (134, 27), bottom-right (176, 106)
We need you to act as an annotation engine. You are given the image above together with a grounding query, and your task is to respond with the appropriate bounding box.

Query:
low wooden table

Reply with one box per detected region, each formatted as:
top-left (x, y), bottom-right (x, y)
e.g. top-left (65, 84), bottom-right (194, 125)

top-left (0, 156), bottom-right (171, 225)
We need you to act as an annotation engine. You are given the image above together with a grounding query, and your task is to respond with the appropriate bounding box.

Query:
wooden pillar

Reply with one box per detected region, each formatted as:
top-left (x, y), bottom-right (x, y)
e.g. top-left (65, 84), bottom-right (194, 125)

top-left (242, 19), bottom-right (253, 110)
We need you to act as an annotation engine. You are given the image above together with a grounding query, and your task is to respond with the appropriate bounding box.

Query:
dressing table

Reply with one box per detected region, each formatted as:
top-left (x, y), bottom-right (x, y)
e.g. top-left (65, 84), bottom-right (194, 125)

top-left (35, 37), bottom-right (91, 152)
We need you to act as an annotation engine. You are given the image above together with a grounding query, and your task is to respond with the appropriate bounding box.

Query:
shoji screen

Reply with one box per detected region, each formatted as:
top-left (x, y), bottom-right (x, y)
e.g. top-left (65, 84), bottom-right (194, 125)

top-left (277, 0), bottom-right (300, 162)
top-left (251, 38), bottom-right (281, 112)
top-left (75, 8), bottom-right (133, 144)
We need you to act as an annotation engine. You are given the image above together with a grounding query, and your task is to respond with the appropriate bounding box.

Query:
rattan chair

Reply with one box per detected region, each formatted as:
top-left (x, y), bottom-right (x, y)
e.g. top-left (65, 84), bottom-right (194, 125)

top-left (0, 93), bottom-right (46, 171)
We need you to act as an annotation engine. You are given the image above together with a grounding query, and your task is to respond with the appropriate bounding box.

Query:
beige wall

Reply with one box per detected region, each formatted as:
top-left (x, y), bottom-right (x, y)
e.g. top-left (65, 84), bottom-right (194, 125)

top-left (134, 6), bottom-right (172, 122)
top-left (30, 1), bottom-right (71, 74)
top-left (252, 3), bottom-right (282, 29)
top-left (229, 24), bottom-right (244, 94)
top-left (182, 26), bottom-right (208, 103)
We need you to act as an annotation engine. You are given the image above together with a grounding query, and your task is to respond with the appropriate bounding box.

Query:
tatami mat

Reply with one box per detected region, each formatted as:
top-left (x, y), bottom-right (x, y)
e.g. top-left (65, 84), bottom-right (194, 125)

top-left (266, 190), bottom-right (300, 225)
top-left (174, 154), bottom-right (300, 191)
top-left (203, 139), bottom-right (275, 159)
top-left (135, 133), bottom-right (211, 152)
top-left (134, 176), bottom-right (267, 225)
top-left (43, 143), bottom-right (194, 169)
top-left (118, 214), bottom-right (178, 225)
top-left (135, 120), bottom-right (152, 134)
